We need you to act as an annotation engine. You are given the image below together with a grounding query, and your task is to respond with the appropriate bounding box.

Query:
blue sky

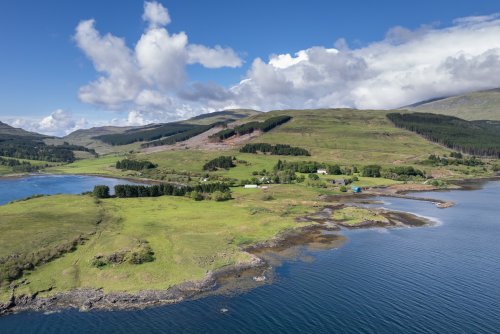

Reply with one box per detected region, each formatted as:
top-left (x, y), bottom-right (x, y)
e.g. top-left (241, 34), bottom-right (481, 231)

top-left (1, 0), bottom-right (499, 135)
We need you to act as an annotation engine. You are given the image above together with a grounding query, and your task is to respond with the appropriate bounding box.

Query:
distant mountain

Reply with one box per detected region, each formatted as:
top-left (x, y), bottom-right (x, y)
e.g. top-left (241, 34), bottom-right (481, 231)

top-left (0, 121), bottom-right (48, 138)
top-left (401, 88), bottom-right (500, 121)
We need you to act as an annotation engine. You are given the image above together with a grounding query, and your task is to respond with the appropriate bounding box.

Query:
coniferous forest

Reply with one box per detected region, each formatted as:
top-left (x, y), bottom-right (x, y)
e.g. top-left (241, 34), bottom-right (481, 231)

top-left (0, 136), bottom-right (96, 162)
top-left (387, 112), bottom-right (500, 157)
top-left (209, 116), bottom-right (292, 141)
top-left (240, 143), bottom-right (310, 156)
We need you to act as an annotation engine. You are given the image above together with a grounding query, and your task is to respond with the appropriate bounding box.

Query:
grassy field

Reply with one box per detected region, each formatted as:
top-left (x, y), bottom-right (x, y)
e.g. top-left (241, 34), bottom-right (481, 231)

top-left (1, 185), bottom-right (322, 301)
top-left (332, 207), bottom-right (389, 226)
top-left (0, 195), bottom-right (102, 259)
top-left (46, 155), bottom-right (125, 176)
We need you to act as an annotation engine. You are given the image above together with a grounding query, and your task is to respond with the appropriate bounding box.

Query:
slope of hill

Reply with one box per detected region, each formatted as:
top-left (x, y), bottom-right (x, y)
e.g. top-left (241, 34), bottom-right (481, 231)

top-left (402, 88), bottom-right (500, 121)
top-left (0, 121), bottom-right (47, 139)
top-left (59, 110), bottom-right (261, 155)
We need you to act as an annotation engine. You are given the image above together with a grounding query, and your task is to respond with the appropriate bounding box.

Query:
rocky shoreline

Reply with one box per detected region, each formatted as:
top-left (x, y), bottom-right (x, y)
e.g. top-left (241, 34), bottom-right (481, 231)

top-left (8, 177), bottom-right (496, 317)
top-left (0, 199), bottom-right (436, 317)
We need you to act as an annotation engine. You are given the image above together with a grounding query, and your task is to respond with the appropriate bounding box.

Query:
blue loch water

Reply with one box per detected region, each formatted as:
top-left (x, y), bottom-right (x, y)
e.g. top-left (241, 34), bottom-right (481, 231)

top-left (0, 178), bottom-right (499, 333)
top-left (0, 174), bottom-right (142, 205)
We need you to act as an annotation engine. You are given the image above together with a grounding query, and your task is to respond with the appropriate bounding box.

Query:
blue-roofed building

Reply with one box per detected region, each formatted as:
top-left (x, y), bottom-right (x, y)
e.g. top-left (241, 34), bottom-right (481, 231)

top-left (351, 186), bottom-right (361, 193)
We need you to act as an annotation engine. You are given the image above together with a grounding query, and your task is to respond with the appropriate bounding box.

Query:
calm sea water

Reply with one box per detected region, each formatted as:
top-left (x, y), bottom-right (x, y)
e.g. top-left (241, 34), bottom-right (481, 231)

top-left (0, 174), bottom-right (142, 205)
top-left (1, 178), bottom-right (499, 333)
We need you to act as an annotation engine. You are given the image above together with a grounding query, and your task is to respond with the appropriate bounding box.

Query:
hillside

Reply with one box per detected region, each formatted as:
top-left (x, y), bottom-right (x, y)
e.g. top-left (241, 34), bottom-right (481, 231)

top-left (51, 108), bottom-right (477, 181)
top-left (402, 88), bottom-right (500, 121)
top-left (0, 121), bottom-right (47, 139)
top-left (59, 109), bottom-right (261, 155)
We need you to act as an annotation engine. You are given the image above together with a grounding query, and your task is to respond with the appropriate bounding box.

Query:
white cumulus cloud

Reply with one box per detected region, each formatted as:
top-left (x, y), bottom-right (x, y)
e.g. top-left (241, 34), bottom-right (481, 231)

top-left (75, 1), bottom-right (242, 119)
top-left (8, 110), bottom-right (88, 137)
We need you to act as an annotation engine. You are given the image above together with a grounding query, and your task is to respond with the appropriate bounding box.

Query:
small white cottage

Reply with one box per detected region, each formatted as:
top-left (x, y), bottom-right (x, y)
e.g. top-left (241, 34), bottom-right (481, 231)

top-left (316, 169), bottom-right (328, 175)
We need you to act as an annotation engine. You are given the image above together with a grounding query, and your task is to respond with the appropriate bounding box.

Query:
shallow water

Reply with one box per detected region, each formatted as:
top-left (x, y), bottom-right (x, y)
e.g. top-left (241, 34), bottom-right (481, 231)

top-left (1, 180), bottom-right (500, 333)
top-left (0, 174), bottom-right (142, 205)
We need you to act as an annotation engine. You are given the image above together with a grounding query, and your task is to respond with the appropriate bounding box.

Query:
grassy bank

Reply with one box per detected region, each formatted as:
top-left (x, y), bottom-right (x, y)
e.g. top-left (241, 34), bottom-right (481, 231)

top-left (1, 185), bottom-right (322, 301)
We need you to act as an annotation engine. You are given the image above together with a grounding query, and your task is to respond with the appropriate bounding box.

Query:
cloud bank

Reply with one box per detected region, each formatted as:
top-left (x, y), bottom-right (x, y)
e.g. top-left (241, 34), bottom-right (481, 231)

top-left (69, 4), bottom-right (500, 131)
top-left (9, 110), bottom-right (87, 137)
top-left (224, 14), bottom-right (500, 111)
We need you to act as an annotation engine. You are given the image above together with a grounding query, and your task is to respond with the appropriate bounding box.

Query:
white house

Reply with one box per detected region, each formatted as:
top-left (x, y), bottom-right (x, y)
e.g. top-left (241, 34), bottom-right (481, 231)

top-left (244, 184), bottom-right (259, 189)
top-left (317, 169), bottom-right (328, 175)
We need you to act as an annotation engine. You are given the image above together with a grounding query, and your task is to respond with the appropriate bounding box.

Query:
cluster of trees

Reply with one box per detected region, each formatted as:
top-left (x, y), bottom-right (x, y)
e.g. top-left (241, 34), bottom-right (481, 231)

top-left (93, 185), bottom-right (110, 198)
top-left (423, 154), bottom-right (484, 167)
top-left (93, 182), bottom-right (232, 201)
top-left (387, 112), bottom-right (500, 157)
top-left (210, 115), bottom-right (292, 141)
top-left (274, 160), bottom-right (324, 173)
top-left (362, 165), bottom-right (382, 177)
top-left (0, 157), bottom-right (43, 172)
top-left (240, 143), bottom-right (310, 156)
top-left (115, 159), bottom-right (157, 171)
top-left (0, 138), bottom-right (78, 162)
top-left (273, 160), bottom-right (345, 174)
top-left (203, 156), bottom-right (235, 171)
top-left (0, 235), bottom-right (86, 285)
top-left (383, 166), bottom-right (425, 180)
top-left (57, 142), bottom-right (97, 156)
top-left (140, 124), bottom-right (216, 148)
top-left (95, 123), bottom-right (200, 145)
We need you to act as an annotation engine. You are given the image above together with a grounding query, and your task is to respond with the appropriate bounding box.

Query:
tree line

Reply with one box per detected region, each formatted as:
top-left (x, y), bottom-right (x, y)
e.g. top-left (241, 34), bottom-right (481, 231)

top-left (209, 115), bottom-right (292, 141)
top-left (0, 157), bottom-right (44, 172)
top-left (0, 138), bottom-right (88, 162)
top-left (423, 154), bottom-right (484, 167)
top-left (387, 112), bottom-right (500, 157)
top-left (116, 159), bottom-right (157, 171)
top-left (94, 182), bottom-right (231, 201)
top-left (240, 143), bottom-right (310, 156)
top-left (95, 123), bottom-right (200, 145)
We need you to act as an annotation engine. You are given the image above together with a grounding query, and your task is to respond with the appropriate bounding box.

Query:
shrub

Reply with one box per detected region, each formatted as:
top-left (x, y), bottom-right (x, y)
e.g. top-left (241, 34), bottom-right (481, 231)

top-left (212, 190), bottom-right (232, 201)
top-left (261, 194), bottom-right (275, 201)
top-left (339, 185), bottom-right (347, 192)
top-left (308, 173), bottom-right (319, 180)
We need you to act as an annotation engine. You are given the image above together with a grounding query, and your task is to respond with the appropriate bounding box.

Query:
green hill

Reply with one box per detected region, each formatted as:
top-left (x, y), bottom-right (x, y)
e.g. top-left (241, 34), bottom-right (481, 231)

top-left (59, 109), bottom-right (261, 155)
top-left (0, 121), bottom-right (47, 139)
top-left (402, 88), bottom-right (500, 121)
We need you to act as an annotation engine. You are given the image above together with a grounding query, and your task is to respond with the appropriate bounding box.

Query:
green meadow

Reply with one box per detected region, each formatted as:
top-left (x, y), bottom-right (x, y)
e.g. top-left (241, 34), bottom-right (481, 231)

top-left (1, 185), bottom-right (322, 301)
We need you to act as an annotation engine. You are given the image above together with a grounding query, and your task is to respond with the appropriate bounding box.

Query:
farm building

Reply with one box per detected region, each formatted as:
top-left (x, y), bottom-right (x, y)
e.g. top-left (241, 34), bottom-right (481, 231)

top-left (244, 184), bottom-right (259, 189)
top-left (317, 169), bottom-right (328, 175)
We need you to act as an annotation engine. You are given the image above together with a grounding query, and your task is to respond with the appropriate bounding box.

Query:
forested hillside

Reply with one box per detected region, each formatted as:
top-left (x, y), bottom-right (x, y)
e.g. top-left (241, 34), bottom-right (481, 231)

top-left (387, 112), bottom-right (500, 157)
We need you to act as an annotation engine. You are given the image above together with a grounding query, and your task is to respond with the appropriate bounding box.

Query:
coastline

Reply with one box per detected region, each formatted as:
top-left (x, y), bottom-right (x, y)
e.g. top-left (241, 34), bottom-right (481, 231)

top-left (1, 177), bottom-right (498, 316)
top-left (0, 196), bottom-right (438, 316)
